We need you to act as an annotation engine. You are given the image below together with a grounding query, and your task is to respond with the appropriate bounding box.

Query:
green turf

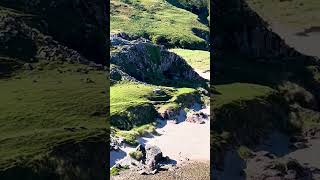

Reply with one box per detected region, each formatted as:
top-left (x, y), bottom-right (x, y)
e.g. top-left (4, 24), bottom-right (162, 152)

top-left (170, 48), bottom-right (210, 72)
top-left (0, 61), bottom-right (107, 169)
top-left (213, 83), bottom-right (275, 108)
top-left (110, 0), bottom-right (208, 49)
top-left (110, 81), bottom-right (199, 130)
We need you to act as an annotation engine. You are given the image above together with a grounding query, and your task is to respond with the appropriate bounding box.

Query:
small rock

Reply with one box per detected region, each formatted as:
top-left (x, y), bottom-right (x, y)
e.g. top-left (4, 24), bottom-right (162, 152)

top-left (23, 63), bottom-right (33, 70)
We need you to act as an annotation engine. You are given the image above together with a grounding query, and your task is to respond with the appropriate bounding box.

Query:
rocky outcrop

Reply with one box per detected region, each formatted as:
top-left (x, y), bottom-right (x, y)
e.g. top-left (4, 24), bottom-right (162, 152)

top-left (0, 8), bottom-right (92, 76)
top-left (186, 111), bottom-right (209, 124)
top-left (0, 0), bottom-right (107, 64)
top-left (110, 65), bottom-right (138, 84)
top-left (114, 144), bottom-right (170, 175)
top-left (110, 34), bottom-right (206, 86)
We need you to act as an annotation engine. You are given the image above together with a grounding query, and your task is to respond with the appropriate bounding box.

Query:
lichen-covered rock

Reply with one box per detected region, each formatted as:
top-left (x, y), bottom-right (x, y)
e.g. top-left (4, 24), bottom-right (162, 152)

top-left (110, 35), bottom-right (206, 86)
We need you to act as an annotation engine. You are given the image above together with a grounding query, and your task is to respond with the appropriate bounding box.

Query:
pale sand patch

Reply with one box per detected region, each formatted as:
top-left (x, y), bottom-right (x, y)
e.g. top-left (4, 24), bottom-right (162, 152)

top-left (286, 138), bottom-right (320, 168)
top-left (196, 70), bottom-right (210, 80)
top-left (138, 114), bottom-right (210, 163)
top-left (110, 145), bottom-right (135, 167)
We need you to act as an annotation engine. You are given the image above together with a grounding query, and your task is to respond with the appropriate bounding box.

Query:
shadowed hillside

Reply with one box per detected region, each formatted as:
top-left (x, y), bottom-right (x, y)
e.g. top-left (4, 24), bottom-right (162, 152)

top-left (0, 1), bottom-right (108, 179)
top-left (212, 0), bottom-right (320, 179)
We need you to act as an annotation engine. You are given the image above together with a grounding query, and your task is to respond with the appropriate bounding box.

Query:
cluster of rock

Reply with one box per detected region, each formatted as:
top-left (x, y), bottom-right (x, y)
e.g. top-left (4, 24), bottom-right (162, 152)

top-left (113, 144), bottom-right (172, 175)
top-left (110, 136), bottom-right (124, 151)
top-left (159, 108), bottom-right (183, 123)
top-left (186, 111), bottom-right (209, 124)
top-left (110, 65), bottom-right (139, 84)
top-left (288, 135), bottom-right (309, 150)
top-left (0, 14), bottom-right (88, 64)
top-left (110, 33), bottom-right (206, 85)
top-left (247, 152), bottom-right (320, 179)
top-left (304, 126), bottom-right (320, 139)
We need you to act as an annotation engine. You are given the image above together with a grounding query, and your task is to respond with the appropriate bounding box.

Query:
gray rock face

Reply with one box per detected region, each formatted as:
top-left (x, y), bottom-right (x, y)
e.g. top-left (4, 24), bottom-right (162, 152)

top-left (110, 65), bottom-right (138, 83)
top-left (114, 144), bottom-right (168, 175)
top-left (186, 111), bottom-right (208, 124)
top-left (145, 145), bottom-right (163, 168)
top-left (110, 35), bottom-right (206, 85)
top-left (0, 0), bottom-right (107, 64)
top-left (0, 12), bottom-right (89, 65)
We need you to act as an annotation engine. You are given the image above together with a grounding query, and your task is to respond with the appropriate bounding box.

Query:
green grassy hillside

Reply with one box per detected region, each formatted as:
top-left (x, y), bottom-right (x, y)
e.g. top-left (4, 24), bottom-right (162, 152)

top-left (0, 61), bottom-right (107, 170)
top-left (110, 0), bottom-right (209, 49)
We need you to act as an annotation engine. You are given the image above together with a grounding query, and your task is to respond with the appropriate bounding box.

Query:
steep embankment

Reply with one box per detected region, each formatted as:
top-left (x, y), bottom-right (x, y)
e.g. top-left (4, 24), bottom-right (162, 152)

top-left (0, 2), bottom-right (108, 179)
top-left (212, 0), bottom-right (320, 179)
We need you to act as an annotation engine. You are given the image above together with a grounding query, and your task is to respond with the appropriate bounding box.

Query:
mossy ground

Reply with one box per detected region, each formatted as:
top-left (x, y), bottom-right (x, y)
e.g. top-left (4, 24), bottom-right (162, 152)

top-left (110, 0), bottom-right (208, 49)
top-left (0, 61), bottom-right (107, 170)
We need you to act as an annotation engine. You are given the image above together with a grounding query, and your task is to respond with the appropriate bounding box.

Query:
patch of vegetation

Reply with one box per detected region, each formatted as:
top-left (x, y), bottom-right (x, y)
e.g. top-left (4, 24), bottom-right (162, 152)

top-left (110, 167), bottom-right (121, 176)
top-left (237, 146), bottom-right (253, 159)
top-left (115, 124), bottom-right (156, 145)
top-left (110, 164), bottom-right (130, 176)
top-left (110, 0), bottom-right (208, 49)
top-left (213, 83), bottom-right (275, 108)
top-left (110, 82), bottom-right (158, 130)
top-left (170, 49), bottom-right (209, 72)
top-left (111, 81), bottom-right (200, 130)
top-left (129, 150), bottom-right (144, 160)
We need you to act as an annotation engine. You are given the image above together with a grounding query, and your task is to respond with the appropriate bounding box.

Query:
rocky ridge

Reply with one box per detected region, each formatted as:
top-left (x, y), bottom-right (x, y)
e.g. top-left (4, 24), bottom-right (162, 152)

top-left (110, 33), bottom-right (207, 86)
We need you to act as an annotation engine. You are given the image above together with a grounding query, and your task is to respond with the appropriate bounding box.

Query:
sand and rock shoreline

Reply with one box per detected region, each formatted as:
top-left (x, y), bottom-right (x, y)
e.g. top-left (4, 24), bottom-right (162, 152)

top-left (110, 105), bottom-right (210, 178)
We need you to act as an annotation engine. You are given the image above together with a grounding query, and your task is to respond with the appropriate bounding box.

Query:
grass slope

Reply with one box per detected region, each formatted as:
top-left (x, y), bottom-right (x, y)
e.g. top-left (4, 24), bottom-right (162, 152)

top-left (170, 49), bottom-right (210, 72)
top-left (110, 0), bottom-right (208, 49)
top-left (0, 61), bottom-right (107, 169)
top-left (213, 83), bottom-right (274, 108)
top-left (110, 81), bottom-right (199, 129)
